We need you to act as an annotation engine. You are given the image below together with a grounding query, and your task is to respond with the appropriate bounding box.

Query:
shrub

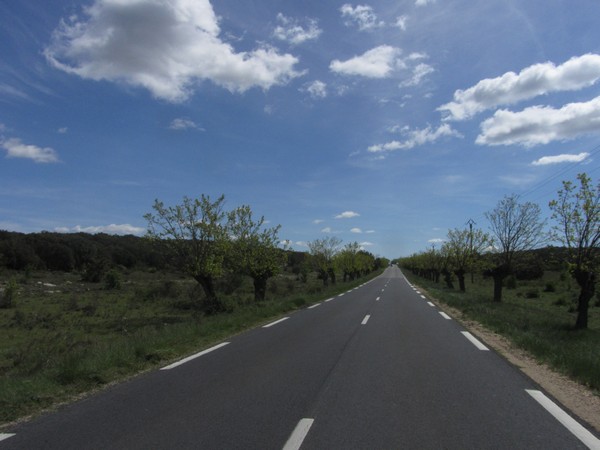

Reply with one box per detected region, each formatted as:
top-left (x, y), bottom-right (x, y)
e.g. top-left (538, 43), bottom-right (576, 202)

top-left (0, 278), bottom-right (18, 308)
top-left (543, 282), bottom-right (556, 293)
top-left (104, 269), bottom-right (121, 290)
top-left (505, 275), bottom-right (517, 290)
top-left (525, 289), bottom-right (540, 299)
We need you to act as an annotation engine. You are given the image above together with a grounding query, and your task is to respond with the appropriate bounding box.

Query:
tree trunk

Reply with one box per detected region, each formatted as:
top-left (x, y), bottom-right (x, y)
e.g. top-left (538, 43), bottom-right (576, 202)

top-left (253, 276), bottom-right (268, 302)
top-left (573, 270), bottom-right (596, 329)
top-left (328, 268), bottom-right (336, 285)
top-left (442, 270), bottom-right (454, 289)
top-left (194, 275), bottom-right (225, 315)
top-left (455, 269), bottom-right (466, 292)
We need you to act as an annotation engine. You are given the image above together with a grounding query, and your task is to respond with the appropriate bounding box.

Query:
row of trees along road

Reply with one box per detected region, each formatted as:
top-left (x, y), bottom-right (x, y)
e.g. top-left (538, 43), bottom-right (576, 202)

top-left (145, 195), bottom-right (388, 315)
top-left (145, 195), bottom-right (285, 314)
top-left (399, 172), bottom-right (599, 329)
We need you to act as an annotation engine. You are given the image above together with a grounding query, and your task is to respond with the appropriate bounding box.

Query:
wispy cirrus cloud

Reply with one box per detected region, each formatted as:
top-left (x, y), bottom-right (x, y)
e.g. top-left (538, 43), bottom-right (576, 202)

top-left (368, 124), bottom-right (461, 153)
top-left (330, 45), bottom-right (401, 78)
top-left (169, 118), bottom-right (202, 131)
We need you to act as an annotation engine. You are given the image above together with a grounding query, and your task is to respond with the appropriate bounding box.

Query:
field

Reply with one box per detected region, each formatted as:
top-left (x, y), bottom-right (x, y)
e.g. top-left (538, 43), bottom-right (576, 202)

top-left (403, 270), bottom-right (600, 394)
top-left (0, 268), bottom-right (380, 425)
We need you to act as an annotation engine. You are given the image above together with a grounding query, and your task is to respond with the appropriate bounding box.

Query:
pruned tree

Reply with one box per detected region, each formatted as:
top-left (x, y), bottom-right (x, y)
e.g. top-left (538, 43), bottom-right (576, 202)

top-left (445, 227), bottom-right (490, 292)
top-left (335, 241), bottom-right (361, 281)
top-left (308, 237), bottom-right (342, 285)
top-left (144, 195), bottom-right (228, 315)
top-left (228, 205), bottom-right (285, 301)
top-left (549, 173), bottom-right (600, 329)
top-left (485, 194), bottom-right (546, 302)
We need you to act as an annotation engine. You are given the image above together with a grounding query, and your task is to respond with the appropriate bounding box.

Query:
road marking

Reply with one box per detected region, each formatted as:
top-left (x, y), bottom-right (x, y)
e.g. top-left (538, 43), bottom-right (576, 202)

top-left (0, 434), bottom-right (15, 442)
top-left (361, 315), bottom-right (370, 325)
top-left (308, 303), bottom-right (321, 309)
top-left (427, 301), bottom-right (435, 307)
top-left (161, 342), bottom-right (230, 370)
top-left (526, 390), bottom-right (600, 449)
top-left (420, 295), bottom-right (426, 299)
top-left (381, 288), bottom-right (385, 292)
top-left (338, 293), bottom-right (345, 297)
top-left (283, 418), bottom-right (314, 450)
top-left (263, 317), bottom-right (290, 328)
top-left (439, 312), bottom-right (451, 320)
top-left (376, 296), bottom-right (380, 301)
top-left (461, 332), bottom-right (489, 351)
top-left (325, 297), bottom-right (334, 302)
top-left (415, 290), bottom-right (421, 294)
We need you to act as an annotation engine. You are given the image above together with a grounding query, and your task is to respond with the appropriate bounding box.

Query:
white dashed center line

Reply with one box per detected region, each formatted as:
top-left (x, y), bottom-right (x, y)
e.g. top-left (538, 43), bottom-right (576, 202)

top-left (283, 418), bottom-right (314, 450)
top-left (361, 315), bottom-right (370, 325)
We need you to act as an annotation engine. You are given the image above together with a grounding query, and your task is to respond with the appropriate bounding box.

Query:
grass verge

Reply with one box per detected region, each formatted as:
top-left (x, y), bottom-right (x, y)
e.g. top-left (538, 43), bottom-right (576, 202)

top-left (0, 269), bottom-right (382, 426)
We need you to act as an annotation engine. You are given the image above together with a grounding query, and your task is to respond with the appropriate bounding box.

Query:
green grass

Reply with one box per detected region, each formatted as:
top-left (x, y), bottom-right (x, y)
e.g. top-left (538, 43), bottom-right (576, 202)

top-left (0, 268), bottom-right (381, 426)
top-left (403, 270), bottom-right (600, 393)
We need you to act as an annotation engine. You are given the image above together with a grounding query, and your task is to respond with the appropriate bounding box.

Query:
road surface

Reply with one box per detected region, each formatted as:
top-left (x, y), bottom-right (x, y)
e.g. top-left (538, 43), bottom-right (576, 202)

top-left (1, 266), bottom-right (598, 449)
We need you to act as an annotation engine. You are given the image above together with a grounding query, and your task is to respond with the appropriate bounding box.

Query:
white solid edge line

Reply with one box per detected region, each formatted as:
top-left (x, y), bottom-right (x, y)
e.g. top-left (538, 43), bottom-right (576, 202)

top-left (526, 389), bottom-right (600, 449)
top-left (262, 317), bottom-right (290, 328)
top-left (461, 331), bottom-right (489, 351)
top-left (161, 342), bottom-right (230, 370)
top-left (308, 303), bottom-right (321, 309)
top-left (427, 302), bottom-right (435, 307)
top-left (439, 312), bottom-right (451, 320)
top-left (361, 315), bottom-right (370, 325)
top-left (0, 434), bottom-right (15, 442)
top-left (283, 418), bottom-right (315, 450)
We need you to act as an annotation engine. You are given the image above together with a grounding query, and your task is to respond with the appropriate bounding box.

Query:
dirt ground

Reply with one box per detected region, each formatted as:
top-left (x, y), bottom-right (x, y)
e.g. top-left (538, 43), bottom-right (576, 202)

top-left (429, 296), bottom-right (600, 433)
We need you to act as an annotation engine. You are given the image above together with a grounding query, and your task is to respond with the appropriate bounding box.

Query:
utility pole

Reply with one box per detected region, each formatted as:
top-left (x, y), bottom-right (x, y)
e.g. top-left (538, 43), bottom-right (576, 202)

top-left (466, 219), bottom-right (476, 283)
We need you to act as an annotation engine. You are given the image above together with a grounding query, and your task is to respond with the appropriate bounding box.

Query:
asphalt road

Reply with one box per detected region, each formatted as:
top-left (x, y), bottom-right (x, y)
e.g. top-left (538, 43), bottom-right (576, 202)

top-left (2, 266), bottom-right (598, 449)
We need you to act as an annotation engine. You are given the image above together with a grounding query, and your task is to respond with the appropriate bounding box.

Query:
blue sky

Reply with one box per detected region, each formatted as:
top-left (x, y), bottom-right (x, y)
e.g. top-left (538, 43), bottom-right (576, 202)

top-left (1, 0), bottom-right (599, 258)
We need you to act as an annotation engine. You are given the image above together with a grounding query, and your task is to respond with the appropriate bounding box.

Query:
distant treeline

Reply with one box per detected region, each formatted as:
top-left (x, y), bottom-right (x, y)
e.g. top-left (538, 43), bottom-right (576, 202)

top-left (0, 230), bottom-right (309, 275)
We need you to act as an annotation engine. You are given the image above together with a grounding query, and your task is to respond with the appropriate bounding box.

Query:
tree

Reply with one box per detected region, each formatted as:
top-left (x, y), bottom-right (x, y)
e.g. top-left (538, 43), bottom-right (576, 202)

top-left (445, 227), bottom-right (490, 292)
top-left (308, 237), bottom-right (342, 286)
top-left (145, 195), bottom-right (229, 314)
top-left (335, 242), bottom-right (361, 281)
top-left (549, 173), bottom-right (600, 329)
top-left (228, 205), bottom-right (285, 301)
top-left (485, 195), bottom-right (546, 302)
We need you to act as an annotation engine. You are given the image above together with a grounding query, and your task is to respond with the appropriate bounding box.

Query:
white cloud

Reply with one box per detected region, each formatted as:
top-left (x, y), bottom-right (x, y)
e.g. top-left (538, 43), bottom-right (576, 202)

top-left (312, 219), bottom-right (324, 224)
top-left (428, 238), bottom-right (444, 244)
top-left (416, 0), bottom-right (436, 5)
top-left (321, 227), bottom-right (333, 233)
top-left (335, 211), bottom-right (360, 219)
top-left (395, 15), bottom-right (408, 31)
top-left (368, 124), bottom-right (461, 153)
top-left (360, 241), bottom-right (374, 247)
top-left (295, 241), bottom-right (309, 248)
top-left (532, 152), bottom-right (590, 166)
top-left (439, 54), bottom-right (600, 121)
top-left (302, 80), bottom-right (327, 99)
top-left (169, 118), bottom-right (200, 130)
top-left (273, 13), bottom-right (321, 45)
top-left (45, 0), bottom-right (303, 102)
top-left (476, 96), bottom-right (600, 147)
top-left (365, 230), bottom-right (375, 234)
top-left (330, 45), bottom-right (401, 78)
top-left (58, 127), bottom-right (68, 134)
top-left (400, 63), bottom-right (434, 87)
top-left (340, 4), bottom-right (384, 31)
top-left (350, 227), bottom-right (362, 233)
top-left (55, 223), bottom-right (145, 235)
top-left (1, 138), bottom-right (59, 163)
